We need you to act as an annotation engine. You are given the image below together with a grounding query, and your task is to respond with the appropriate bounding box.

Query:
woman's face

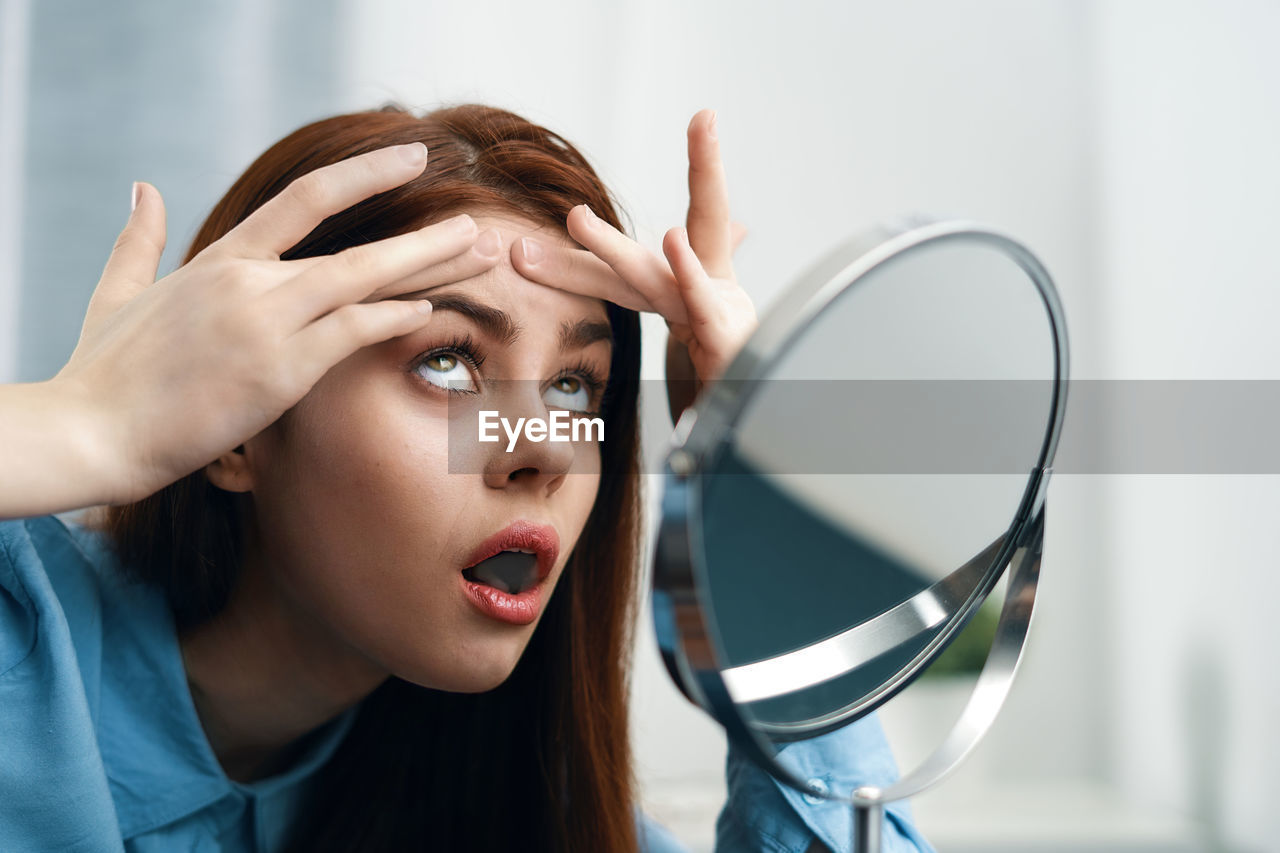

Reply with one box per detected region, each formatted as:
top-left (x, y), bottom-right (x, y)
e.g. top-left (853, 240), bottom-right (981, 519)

top-left (236, 211), bottom-right (611, 693)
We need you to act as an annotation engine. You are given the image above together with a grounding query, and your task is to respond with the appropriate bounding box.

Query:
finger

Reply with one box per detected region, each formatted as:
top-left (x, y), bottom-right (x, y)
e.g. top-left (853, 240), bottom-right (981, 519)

top-left (731, 221), bottom-right (748, 253)
top-left (364, 227), bottom-right (507, 303)
top-left (80, 183), bottom-right (165, 347)
top-left (662, 227), bottom-right (718, 333)
top-left (220, 142), bottom-right (429, 259)
top-left (263, 215), bottom-right (494, 332)
top-left (564, 204), bottom-right (689, 323)
top-left (290, 299), bottom-right (437, 384)
top-left (91, 182), bottom-right (168, 318)
top-left (511, 235), bottom-right (657, 313)
top-left (257, 220), bottom-right (501, 301)
top-left (685, 109), bottom-right (733, 279)
top-left (666, 320), bottom-right (694, 346)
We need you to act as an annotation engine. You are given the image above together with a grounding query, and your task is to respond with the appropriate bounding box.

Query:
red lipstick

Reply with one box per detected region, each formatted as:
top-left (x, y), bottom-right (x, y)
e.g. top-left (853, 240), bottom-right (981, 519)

top-left (460, 521), bottom-right (560, 625)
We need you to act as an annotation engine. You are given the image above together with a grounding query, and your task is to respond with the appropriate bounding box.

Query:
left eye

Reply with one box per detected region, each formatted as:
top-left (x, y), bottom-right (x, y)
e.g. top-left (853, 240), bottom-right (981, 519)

top-left (545, 376), bottom-right (591, 412)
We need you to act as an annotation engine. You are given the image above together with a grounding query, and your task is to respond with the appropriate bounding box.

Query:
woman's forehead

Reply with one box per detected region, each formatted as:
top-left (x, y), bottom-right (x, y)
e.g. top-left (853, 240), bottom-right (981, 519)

top-left (448, 212), bottom-right (607, 321)
top-left (469, 209), bottom-right (571, 244)
top-left (432, 275), bottom-right (609, 332)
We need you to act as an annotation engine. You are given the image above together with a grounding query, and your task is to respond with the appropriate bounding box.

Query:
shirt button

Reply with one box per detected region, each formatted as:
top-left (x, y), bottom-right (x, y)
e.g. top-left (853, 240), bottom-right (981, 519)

top-left (802, 777), bottom-right (829, 805)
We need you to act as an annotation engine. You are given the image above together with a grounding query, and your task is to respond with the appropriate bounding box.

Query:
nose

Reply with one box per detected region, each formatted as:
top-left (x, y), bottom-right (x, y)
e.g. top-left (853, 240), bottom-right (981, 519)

top-left (480, 388), bottom-right (579, 494)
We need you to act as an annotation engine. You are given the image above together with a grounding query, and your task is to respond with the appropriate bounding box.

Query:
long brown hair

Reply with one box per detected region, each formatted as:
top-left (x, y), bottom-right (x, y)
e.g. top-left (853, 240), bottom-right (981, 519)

top-left (94, 105), bottom-right (644, 852)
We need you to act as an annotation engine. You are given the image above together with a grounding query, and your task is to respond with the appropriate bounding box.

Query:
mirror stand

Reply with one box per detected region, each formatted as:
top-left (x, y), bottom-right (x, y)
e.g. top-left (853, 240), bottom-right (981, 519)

top-left (851, 789), bottom-right (884, 853)
top-left (848, 504), bottom-right (1047, 853)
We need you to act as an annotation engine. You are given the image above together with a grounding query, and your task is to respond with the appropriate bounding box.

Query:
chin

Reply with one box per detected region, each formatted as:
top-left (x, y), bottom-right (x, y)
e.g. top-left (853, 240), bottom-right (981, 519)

top-left (441, 666), bottom-right (517, 693)
top-left (399, 646), bottom-right (526, 694)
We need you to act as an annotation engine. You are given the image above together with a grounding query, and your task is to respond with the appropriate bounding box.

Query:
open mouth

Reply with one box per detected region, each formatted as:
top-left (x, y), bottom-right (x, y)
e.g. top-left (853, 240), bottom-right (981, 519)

top-left (461, 549), bottom-right (540, 595)
top-left (459, 522), bottom-right (557, 626)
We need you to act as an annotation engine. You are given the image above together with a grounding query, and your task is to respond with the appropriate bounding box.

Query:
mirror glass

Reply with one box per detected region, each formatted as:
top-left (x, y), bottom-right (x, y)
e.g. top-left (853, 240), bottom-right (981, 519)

top-left (690, 234), bottom-right (1058, 756)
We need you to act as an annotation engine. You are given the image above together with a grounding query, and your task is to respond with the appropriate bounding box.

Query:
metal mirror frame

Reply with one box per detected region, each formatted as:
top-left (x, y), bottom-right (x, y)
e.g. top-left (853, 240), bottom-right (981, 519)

top-left (650, 218), bottom-right (1070, 849)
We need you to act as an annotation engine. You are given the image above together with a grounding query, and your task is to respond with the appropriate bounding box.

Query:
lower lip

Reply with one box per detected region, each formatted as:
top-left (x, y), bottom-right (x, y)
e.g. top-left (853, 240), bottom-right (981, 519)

top-left (460, 574), bottom-right (544, 625)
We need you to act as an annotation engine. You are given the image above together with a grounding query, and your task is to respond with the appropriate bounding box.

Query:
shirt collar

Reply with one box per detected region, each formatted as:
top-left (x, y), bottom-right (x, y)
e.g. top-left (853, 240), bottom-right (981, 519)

top-left (93, 555), bottom-right (358, 840)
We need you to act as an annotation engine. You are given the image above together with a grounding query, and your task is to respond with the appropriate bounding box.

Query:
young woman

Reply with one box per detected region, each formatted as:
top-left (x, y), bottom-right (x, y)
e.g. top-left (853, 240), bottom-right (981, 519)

top-left (0, 104), bottom-right (932, 852)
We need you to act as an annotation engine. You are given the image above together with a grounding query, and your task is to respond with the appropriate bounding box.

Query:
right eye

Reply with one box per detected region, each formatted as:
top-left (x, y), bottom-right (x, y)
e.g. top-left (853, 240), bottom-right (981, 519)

top-left (414, 341), bottom-right (483, 394)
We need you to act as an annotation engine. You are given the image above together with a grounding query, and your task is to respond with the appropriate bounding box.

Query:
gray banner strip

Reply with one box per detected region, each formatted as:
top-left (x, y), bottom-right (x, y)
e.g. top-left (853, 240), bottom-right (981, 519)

top-left (446, 380), bottom-right (1280, 475)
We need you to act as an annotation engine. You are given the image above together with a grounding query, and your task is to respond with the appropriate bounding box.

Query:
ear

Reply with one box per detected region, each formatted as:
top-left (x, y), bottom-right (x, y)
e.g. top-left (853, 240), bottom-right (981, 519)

top-left (205, 444), bottom-right (255, 493)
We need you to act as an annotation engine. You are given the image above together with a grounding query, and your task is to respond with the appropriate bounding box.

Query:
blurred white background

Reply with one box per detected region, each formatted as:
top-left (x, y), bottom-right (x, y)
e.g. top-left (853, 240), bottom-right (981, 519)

top-left (2, 1), bottom-right (1277, 850)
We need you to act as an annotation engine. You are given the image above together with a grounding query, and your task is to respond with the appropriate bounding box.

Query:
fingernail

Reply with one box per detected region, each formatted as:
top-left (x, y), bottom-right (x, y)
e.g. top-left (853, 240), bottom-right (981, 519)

top-left (579, 205), bottom-right (598, 230)
top-left (131, 182), bottom-right (141, 212)
top-left (520, 237), bottom-right (544, 264)
top-left (414, 300), bottom-right (433, 315)
top-left (708, 111), bottom-right (718, 140)
top-left (447, 213), bottom-right (475, 233)
top-left (475, 228), bottom-right (502, 257)
top-left (397, 141), bottom-right (428, 167)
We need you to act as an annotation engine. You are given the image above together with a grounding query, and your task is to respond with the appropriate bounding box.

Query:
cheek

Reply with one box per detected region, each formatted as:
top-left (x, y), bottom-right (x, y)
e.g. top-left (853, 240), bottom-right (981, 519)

top-left (242, 386), bottom-right (489, 676)
top-left (248, 383), bottom-right (458, 588)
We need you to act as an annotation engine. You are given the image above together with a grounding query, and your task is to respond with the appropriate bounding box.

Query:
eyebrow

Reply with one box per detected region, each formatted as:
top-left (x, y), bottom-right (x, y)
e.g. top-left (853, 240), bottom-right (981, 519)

top-left (413, 292), bottom-right (613, 351)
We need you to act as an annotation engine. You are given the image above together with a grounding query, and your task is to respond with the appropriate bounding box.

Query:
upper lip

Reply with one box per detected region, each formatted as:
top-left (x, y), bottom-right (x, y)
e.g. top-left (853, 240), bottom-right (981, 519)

top-left (463, 520), bottom-right (560, 584)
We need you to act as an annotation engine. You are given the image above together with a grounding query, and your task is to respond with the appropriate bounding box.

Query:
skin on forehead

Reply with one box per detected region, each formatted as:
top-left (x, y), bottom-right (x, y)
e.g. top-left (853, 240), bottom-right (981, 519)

top-left (397, 210), bottom-right (608, 319)
top-left (374, 211), bottom-right (613, 384)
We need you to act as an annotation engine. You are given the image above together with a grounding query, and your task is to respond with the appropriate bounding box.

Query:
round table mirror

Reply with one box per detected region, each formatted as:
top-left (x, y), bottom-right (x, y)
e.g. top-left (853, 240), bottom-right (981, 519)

top-left (651, 218), bottom-right (1069, 852)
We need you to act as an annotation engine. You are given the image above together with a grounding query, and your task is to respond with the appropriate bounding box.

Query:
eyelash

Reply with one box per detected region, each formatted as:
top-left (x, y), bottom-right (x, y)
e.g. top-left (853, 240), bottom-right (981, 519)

top-left (414, 334), bottom-right (610, 411)
top-left (418, 333), bottom-right (487, 379)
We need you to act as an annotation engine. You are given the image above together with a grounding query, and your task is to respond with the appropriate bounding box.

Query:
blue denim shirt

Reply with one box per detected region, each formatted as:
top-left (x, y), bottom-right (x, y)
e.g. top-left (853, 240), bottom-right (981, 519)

top-left (0, 515), bottom-right (933, 852)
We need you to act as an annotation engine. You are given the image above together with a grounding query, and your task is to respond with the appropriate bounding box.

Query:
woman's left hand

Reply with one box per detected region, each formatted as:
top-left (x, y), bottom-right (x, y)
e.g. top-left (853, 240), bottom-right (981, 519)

top-left (511, 109), bottom-right (757, 413)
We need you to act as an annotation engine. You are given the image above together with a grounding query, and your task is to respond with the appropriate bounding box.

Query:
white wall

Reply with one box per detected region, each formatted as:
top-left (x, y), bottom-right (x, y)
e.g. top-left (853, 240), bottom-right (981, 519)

top-left (1093, 2), bottom-right (1280, 849)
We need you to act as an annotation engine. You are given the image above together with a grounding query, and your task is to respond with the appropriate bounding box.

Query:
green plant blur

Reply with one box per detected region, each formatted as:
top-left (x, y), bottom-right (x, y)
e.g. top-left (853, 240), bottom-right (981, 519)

top-left (919, 598), bottom-right (1001, 678)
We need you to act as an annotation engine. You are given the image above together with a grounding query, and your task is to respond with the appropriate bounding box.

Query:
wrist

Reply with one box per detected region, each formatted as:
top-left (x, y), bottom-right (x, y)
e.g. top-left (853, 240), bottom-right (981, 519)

top-left (41, 375), bottom-right (132, 507)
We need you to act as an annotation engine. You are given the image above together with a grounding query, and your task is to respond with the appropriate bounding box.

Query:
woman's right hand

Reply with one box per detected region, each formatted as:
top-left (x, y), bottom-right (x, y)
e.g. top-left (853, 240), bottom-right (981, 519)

top-left (49, 142), bottom-right (502, 507)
